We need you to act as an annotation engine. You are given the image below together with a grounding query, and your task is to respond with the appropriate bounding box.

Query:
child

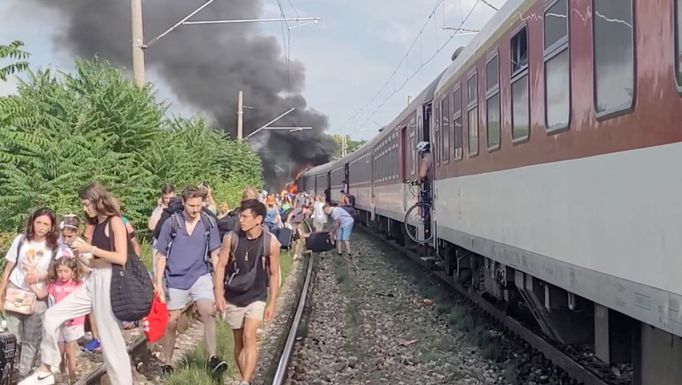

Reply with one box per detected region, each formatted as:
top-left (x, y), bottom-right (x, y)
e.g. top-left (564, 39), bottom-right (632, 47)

top-left (31, 255), bottom-right (84, 383)
top-left (59, 215), bottom-right (101, 353)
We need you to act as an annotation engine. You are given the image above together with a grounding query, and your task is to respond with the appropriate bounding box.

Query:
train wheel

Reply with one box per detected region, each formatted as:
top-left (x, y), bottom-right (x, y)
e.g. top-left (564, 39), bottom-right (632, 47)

top-left (403, 202), bottom-right (433, 244)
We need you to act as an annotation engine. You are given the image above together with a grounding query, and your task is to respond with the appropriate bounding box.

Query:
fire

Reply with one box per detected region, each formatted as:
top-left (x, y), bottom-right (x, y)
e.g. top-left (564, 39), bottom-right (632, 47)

top-left (283, 164), bottom-right (312, 194)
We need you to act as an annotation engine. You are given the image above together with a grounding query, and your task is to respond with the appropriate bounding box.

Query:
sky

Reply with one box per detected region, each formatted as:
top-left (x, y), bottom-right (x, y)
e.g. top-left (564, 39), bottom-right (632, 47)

top-left (0, 0), bottom-right (505, 141)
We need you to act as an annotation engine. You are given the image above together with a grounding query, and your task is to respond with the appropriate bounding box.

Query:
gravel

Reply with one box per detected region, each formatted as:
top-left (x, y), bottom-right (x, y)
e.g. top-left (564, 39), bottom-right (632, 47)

top-left (286, 234), bottom-right (508, 385)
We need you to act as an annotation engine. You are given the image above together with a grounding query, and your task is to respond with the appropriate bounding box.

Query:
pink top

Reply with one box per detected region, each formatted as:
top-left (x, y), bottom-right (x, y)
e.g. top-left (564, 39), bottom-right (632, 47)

top-left (48, 280), bottom-right (85, 327)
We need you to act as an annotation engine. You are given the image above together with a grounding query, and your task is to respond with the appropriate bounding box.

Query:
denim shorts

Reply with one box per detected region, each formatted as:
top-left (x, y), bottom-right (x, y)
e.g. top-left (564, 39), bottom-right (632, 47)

top-left (336, 223), bottom-right (354, 241)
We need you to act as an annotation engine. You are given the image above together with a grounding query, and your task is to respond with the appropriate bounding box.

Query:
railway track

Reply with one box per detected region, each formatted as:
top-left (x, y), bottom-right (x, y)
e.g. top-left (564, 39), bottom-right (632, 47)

top-left (263, 252), bottom-right (316, 385)
top-left (72, 306), bottom-right (196, 385)
top-left (361, 228), bottom-right (615, 385)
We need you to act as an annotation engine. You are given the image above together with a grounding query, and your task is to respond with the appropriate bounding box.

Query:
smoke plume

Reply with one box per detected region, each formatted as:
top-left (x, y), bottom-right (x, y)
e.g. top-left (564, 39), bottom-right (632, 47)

top-left (37, 0), bottom-right (336, 187)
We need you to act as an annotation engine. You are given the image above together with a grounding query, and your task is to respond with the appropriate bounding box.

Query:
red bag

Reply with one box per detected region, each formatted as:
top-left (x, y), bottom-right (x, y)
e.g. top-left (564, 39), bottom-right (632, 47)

top-left (142, 293), bottom-right (168, 343)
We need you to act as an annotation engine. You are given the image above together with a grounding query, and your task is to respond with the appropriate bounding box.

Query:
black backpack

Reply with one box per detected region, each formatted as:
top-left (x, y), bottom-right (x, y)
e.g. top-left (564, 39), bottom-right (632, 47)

top-left (339, 205), bottom-right (359, 220)
top-left (216, 210), bottom-right (239, 240)
top-left (153, 197), bottom-right (229, 240)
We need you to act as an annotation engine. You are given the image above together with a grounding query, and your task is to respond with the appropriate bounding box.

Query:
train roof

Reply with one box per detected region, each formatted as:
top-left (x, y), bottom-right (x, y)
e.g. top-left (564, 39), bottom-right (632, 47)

top-left (304, 161), bottom-right (335, 176)
top-left (435, 0), bottom-right (529, 96)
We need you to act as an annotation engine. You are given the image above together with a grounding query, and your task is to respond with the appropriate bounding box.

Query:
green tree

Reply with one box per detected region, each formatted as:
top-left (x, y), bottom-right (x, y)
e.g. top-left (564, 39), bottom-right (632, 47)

top-left (0, 41), bottom-right (30, 81)
top-left (331, 134), bottom-right (366, 159)
top-left (0, 58), bottom-right (262, 235)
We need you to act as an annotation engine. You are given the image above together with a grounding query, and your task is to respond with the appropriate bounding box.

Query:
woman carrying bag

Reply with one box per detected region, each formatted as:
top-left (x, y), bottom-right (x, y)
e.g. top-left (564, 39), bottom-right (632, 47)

top-left (20, 182), bottom-right (135, 385)
top-left (0, 208), bottom-right (60, 379)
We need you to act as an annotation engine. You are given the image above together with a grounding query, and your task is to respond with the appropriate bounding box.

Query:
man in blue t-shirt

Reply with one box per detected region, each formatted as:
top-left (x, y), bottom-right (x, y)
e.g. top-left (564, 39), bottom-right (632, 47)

top-left (323, 204), bottom-right (355, 258)
top-left (154, 186), bottom-right (226, 376)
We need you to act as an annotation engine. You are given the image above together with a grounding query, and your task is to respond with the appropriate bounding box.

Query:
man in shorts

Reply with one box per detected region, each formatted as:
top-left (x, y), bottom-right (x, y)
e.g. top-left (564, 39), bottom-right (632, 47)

top-left (215, 199), bottom-right (281, 385)
top-left (154, 186), bottom-right (227, 376)
top-left (324, 204), bottom-right (355, 257)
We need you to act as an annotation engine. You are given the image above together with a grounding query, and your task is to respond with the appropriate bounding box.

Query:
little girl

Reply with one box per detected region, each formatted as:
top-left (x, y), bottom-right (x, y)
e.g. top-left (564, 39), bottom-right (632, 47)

top-left (32, 255), bottom-right (84, 382)
top-left (60, 215), bottom-right (101, 353)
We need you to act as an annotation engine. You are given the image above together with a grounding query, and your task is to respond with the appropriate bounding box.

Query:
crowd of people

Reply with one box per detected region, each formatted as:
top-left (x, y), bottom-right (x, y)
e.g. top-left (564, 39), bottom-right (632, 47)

top-left (0, 180), bottom-right (355, 385)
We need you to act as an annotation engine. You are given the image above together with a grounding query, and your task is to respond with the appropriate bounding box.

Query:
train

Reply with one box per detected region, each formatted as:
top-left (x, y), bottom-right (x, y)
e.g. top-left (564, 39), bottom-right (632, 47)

top-left (299, 0), bottom-right (682, 383)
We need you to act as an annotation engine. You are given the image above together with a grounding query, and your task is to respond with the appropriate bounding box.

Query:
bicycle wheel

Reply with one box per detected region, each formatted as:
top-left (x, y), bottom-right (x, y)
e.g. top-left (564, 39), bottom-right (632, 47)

top-left (403, 202), bottom-right (433, 244)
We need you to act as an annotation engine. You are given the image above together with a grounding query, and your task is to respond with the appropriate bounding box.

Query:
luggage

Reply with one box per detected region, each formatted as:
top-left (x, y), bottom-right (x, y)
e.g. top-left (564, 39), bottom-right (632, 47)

top-left (306, 231), bottom-right (335, 252)
top-left (0, 332), bottom-right (18, 385)
top-left (277, 227), bottom-right (294, 249)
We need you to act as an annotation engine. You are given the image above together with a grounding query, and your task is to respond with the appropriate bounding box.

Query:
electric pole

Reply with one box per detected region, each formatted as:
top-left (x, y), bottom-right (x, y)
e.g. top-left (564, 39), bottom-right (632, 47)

top-left (131, 0), bottom-right (145, 87)
top-left (237, 90), bottom-right (244, 141)
top-left (341, 135), bottom-right (348, 157)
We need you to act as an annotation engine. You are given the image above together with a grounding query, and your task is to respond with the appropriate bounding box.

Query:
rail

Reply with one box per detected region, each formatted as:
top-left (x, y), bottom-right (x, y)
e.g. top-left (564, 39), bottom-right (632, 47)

top-left (270, 253), bottom-right (315, 385)
top-left (75, 304), bottom-right (195, 385)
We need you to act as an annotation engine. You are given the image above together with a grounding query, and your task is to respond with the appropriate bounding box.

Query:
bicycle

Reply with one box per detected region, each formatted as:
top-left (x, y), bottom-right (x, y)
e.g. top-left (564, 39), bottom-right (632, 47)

top-left (404, 179), bottom-right (433, 244)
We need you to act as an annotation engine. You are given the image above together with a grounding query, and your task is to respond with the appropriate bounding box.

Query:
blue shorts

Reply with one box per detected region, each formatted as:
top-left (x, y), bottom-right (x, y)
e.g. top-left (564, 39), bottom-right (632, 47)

top-left (336, 223), bottom-right (354, 241)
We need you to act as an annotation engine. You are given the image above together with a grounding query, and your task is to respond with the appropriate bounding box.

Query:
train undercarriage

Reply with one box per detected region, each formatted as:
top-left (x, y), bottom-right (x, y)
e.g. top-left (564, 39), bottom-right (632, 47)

top-left (363, 211), bottom-right (682, 385)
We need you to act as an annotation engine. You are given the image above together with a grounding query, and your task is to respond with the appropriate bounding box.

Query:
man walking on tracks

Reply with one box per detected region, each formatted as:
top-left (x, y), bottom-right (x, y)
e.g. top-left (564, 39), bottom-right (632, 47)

top-left (215, 199), bottom-right (281, 385)
top-left (154, 186), bottom-right (228, 376)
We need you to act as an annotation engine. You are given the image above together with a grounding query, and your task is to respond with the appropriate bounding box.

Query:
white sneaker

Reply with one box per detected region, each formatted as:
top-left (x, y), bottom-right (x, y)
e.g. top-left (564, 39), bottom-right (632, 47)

top-left (18, 371), bottom-right (55, 385)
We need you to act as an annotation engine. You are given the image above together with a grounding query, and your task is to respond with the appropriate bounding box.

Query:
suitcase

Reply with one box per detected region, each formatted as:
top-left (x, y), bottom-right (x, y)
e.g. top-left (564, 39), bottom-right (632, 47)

top-left (306, 231), bottom-right (335, 252)
top-left (0, 332), bottom-right (18, 385)
top-left (277, 227), bottom-right (293, 249)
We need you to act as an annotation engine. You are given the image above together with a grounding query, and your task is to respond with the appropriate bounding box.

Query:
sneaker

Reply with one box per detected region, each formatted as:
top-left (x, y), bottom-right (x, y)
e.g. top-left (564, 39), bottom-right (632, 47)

top-left (18, 371), bottom-right (55, 385)
top-left (208, 356), bottom-right (228, 374)
top-left (82, 338), bottom-right (100, 353)
top-left (160, 365), bottom-right (173, 377)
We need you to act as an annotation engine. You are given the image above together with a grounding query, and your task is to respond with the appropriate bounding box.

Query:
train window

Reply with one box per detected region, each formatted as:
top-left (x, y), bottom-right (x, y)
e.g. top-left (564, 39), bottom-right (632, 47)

top-left (544, 0), bottom-right (567, 50)
top-left (453, 87), bottom-right (463, 160)
top-left (545, 50), bottom-right (570, 130)
top-left (511, 27), bottom-right (528, 76)
top-left (434, 103), bottom-right (441, 166)
top-left (486, 55), bottom-right (500, 149)
top-left (512, 76), bottom-right (530, 140)
top-left (441, 96), bottom-right (450, 163)
top-left (544, 0), bottom-right (570, 131)
top-left (409, 122), bottom-right (416, 175)
top-left (454, 116), bottom-right (463, 160)
top-left (486, 55), bottom-right (499, 91)
top-left (593, 0), bottom-right (634, 116)
top-left (468, 108), bottom-right (479, 156)
top-left (675, 0), bottom-right (682, 87)
top-left (468, 73), bottom-right (479, 156)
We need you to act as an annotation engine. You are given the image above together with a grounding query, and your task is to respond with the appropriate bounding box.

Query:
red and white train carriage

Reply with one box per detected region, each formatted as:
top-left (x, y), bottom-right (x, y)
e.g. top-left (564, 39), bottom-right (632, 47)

top-left (301, 0), bottom-right (682, 382)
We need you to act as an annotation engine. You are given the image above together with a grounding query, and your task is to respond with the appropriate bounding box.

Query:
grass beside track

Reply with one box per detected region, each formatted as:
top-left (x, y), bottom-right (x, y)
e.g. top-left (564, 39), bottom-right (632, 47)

top-left (163, 250), bottom-right (294, 385)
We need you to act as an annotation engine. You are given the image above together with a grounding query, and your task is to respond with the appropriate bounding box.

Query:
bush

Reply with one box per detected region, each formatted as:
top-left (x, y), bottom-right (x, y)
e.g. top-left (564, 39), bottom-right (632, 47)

top-left (0, 58), bottom-right (262, 234)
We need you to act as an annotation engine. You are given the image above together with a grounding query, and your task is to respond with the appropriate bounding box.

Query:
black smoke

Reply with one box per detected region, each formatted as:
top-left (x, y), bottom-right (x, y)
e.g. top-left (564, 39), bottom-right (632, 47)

top-left (37, 0), bottom-right (337, 187)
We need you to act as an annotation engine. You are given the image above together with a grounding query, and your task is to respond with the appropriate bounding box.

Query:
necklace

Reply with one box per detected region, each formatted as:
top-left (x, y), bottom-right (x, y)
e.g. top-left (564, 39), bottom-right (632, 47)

top-left (244, 239), bottom-right (261, 262)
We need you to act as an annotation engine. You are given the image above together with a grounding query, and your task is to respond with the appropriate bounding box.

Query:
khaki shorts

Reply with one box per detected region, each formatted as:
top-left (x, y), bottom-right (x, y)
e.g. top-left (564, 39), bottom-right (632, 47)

top-left (225, 301), bottom-right (266, 330)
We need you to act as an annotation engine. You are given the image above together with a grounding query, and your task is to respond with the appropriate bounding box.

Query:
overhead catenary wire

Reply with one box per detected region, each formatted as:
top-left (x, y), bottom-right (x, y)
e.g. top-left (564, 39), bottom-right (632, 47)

top-left (339, 0), bottom-right (448, 130)
top-left (353, 0), bottom-right (483, 135)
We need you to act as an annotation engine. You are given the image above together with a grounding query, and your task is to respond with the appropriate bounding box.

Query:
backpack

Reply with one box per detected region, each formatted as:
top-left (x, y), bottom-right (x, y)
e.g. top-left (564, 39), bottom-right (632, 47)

top-left (281, 208), bottom-right (294, 222)
top-left (224, 231), bottom-right (272, 293)
top-left (339, 205), bottom-right (359, 221)
top-left (108, 220), bottom-right (154, 322)
top-left (216, 211), bottom-right (239, 239)
top-left (166, 212), bottom-right (216, 274)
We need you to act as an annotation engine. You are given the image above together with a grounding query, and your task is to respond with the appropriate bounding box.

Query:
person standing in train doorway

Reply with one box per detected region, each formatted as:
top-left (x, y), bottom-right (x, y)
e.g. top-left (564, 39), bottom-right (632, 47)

top-left (417, 141), bottom-right (433, 239)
